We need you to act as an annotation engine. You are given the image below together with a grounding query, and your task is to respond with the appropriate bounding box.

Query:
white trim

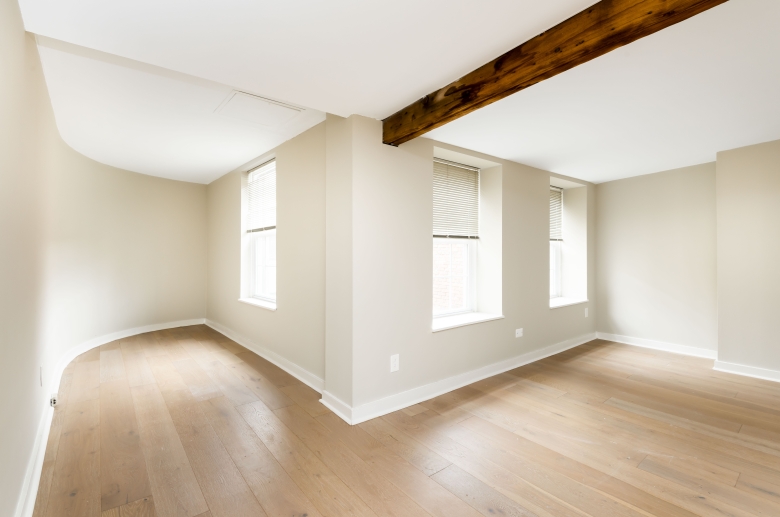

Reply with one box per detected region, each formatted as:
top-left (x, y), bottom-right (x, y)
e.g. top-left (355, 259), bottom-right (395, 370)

top-left (596, 332), bottom-right (717, 359)
top-left (324, 332), bottom-right (596, 425)
top-left (238, 298), bottom-right (277, 311)
top-left (319, 391), bottom-right (353, 423)
top-left (15, 318), bottom-right (206, 517)
top-left (14, 404), bottom-right (52, 517)
top-left (549, 297), bottom-right (588, 309)
top-left (204, 319), bottom-right (324, 393)
top-left (713, 361), bottom-right (780, 383)
top-left (432, 313), bottom-right (504, 332)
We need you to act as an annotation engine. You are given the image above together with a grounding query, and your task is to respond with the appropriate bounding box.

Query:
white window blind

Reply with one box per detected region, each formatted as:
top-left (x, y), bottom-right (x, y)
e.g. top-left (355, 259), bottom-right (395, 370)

top-left (433, 159), bottom-right (479, 238)
top-left (550, 187), bottom-right (562, 241)
top-left (247, 160), bottom-right (276, 232)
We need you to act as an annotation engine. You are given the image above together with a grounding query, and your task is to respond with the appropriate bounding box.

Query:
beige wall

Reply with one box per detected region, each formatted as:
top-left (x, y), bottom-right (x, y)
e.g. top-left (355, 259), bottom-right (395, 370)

top-left (210, 114), bottom-right (596, 413)
top-left (40, 152), bottom-right (207, 370)
top-left (340, 116), bottom-right (597, 409)
top-left (717, 140), bottom-right (780, 371)
top-left (1, 1), bottom-right (207, 513)
top-left (1, 1), bottom-right (49, 513)
top-left (207, 122), bottom-right (326, 383)
top-left (595, 163), bottom-right (718, 352)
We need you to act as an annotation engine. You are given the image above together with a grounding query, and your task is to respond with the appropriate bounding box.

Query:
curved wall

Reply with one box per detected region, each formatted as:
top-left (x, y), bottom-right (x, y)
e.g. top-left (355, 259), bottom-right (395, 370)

top-left (1, 2), bottom-right (207, 515)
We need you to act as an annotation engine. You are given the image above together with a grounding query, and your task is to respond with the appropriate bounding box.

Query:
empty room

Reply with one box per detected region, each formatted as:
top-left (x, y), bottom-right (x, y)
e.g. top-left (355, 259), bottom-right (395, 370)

top-left (3, 0), bottom-right (780, 516)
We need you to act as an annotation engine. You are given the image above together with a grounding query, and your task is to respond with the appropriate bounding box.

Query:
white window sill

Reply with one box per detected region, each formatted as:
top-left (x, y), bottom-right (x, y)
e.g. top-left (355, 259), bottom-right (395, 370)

top-left (238, 298), bottom-right (277, 311)
top-left (432, 312), bottom-right (504, 332)
top-left (550, 297), bottom-right (588, 309)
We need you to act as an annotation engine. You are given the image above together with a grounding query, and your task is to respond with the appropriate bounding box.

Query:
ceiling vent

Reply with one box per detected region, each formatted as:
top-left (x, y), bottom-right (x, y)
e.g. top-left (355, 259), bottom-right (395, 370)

top-left (216, 91), bottom-right (302, 127)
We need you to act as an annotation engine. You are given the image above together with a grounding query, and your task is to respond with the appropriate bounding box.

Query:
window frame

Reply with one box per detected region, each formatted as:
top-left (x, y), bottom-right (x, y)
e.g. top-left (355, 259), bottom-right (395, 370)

top-left (240, 158), bottom-right (277, 310)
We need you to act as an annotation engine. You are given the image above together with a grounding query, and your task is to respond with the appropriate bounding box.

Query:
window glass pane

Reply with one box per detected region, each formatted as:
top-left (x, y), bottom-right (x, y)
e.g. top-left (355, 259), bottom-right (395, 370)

top-left (264, 233), bottom-right (276, 298)
top-left (433, 239), bottom-right (470, 316)
top-left (550, 240), bottom-right (562, 299)
top-left (249, 232), bottom-right (276, 301)
top-left (253, 234), bottom-right (264, 297)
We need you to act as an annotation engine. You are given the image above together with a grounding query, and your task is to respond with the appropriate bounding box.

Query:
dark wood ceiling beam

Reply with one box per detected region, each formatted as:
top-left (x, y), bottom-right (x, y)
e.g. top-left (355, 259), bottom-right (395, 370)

top-left (382, 0), bottom-right (729, 146)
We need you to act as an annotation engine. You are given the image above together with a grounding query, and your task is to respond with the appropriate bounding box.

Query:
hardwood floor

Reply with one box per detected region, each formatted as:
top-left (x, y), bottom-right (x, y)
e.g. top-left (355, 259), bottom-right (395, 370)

top-left (34, 326), bottom-right (780, 517)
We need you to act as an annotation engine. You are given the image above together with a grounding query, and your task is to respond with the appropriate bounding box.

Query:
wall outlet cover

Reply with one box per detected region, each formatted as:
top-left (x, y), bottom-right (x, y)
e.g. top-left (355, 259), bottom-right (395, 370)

top-left (515, 328), bottom-right (523, 338)
top-left (390, 354), bottom-right (399, 372)
top-left (585, 308), bottom-right (589, 318)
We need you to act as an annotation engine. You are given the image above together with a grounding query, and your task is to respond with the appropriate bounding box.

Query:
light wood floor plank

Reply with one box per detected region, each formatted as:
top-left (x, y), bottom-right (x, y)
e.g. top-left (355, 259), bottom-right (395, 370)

top-left (146, 355), bottom-right (189, 393)
top-left (237, 401), bottom-right (377, 517)
top-left (131, 383), bottom-right (208, 517)
top-left (431, 464), bottom-right (540, 517)
top-left (162, 389), bottom-right (267, 517)
top-left (210, 348), bottom-right (243, 367)
top-left (35, 329), bottom-right (780, 517)
top-left (100, 379), bottom-right (151, 511)
top-left (45, 398), bottom-right (101, 517)
top-left (236, 352), bottom-right (302, 388)
top-left (100, 348), bottom-right (127, 384)
top-left (274, 404), bottom-right (430, 517)
top-left (102, 496), bottom-right (156, 517)
top-left (70, 359), bottom-right (101, 404)
top-left (33, 365), bottom-right (75, 517)
top-left (359, 417), bottom-right (452, 476)
top-left (506, 384), bottom-right (772, 482)
top-left (224, 361), bottom-right (295, 410)
top-left (120, 342), bottom-right (156, 388)
top-left (201, 360), bottom-right (259, 406)
top-left (279, 384), bottom-right (329, 417)
top-left (172, 359), bottom-right (222, 402)
top-left (200, 396), bottom-right (323, 517)
top-left (318, 412), bottom-right (482, 517)
top-left (380, 412), bottom-right (585, 517)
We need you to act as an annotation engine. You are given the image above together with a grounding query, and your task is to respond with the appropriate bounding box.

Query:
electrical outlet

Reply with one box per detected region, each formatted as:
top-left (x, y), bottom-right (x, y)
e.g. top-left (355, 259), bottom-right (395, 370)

top-left (390, 354), bottom-right (400, 372)
top-left (515, 328), bottom-right (523, 338)
top-left (585, 308), bottom-right (589, 318)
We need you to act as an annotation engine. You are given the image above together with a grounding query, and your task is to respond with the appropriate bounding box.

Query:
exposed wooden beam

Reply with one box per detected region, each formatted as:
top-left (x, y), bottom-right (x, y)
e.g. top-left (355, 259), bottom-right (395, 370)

top-left (382, 0), bottom-right (729, 146)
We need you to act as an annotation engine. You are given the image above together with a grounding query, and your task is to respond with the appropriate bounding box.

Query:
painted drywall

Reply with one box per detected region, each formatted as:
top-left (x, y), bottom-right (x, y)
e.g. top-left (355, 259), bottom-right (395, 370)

top-left (717, 139), bottom-right (780, 371)
top-left (1, 1), bottom-right (208, 513)
top-left (477, 165), bottom-right (503, 315)
top-left (324, 114), bottom-right (354, 404)
top-left (595, 163), bottom-right (718, 352)
top-left (0, 1), bottom-right (48, 514)
top-left (336, 116), bottom-right (596, 409)
top-left (206, 122), bottom-right (326, 384)
top-left (39, 153), bottom-right (208, 371)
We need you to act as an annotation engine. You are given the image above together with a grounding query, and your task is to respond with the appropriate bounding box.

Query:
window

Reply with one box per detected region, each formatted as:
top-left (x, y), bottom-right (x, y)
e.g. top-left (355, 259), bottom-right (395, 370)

top-left (433, 159), bottom-right (479, 317)
top-left (549, 181), bottom-right (588, 308)
top-left (550, 186), bottom-right (563, 300)
top-left (242, 160), bottom-right (277, 307)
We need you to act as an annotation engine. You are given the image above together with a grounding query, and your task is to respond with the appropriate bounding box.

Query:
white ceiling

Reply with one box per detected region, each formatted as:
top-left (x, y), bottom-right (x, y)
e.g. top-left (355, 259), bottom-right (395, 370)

top-left (37, 37), bottom-right (324, 184)
top-left (427, 0), bottom-right (780, 183)
top-left (22, 0), bottom-right (780, 184)
top-left (21, 0), bottom-right (597, 120)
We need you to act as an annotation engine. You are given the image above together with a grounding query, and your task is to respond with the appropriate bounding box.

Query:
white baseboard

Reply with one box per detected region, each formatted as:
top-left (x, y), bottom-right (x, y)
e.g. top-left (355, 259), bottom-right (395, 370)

top-left (14, 402), bottom-right (54, 517)
top-left (326, 332), bottom-right (596, 426)
top-left (713, 360), bottom-right (780, 383)
top-left (204, 319), bottom-right (324, 393)
top-left (15, 317), bottom-right (207, 517)
top-left (596, 332), bottom-right (717, 359)
top-left (320, 391), bottom-right (353, 423)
